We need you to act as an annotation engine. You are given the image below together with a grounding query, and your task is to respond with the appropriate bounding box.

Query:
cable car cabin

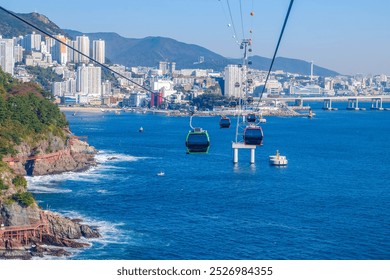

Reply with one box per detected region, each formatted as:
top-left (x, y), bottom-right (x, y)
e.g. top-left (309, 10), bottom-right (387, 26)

top-left (243, 125), bottom-right (263, 146)
top-left (219, 117), bottom-right (231, 128)
top-left (185, 128), bottom-right (210, 154)
top-left (246, 113), bottom-right (257, 123)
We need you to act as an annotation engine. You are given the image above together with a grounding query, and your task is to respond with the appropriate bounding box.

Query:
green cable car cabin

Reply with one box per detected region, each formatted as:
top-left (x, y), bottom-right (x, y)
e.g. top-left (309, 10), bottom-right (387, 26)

top-left (185, 128), bottom-right (210, 154)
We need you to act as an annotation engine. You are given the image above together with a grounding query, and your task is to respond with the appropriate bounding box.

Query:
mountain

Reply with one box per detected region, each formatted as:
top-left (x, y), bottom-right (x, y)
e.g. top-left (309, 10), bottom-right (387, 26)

top-left (230, 56), bottom-right (339, 77)
top-left (64, 29), bottom-right (231, 71)
top-left (0, 9), bottom-right (64, 38)
top-left (64, 29), bottom-right (339, 76)
top-left (0, 9), bottom-right (339, 76)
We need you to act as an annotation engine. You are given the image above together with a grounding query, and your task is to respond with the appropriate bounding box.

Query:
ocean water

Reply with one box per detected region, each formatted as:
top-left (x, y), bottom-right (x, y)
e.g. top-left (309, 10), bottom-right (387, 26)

top-left (28, 103), bottom-right (390, 260)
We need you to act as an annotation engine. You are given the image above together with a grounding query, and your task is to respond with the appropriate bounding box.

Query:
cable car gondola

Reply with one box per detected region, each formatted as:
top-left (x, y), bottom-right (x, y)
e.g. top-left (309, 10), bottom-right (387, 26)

top-left (219, 116), bottom-right (231, 128)
top-left (246, 113), bottom-right (257, 123)
top-left (185, 128), bottom-right (210, 154)
top-left (243, 125), bottom-right (263, 146)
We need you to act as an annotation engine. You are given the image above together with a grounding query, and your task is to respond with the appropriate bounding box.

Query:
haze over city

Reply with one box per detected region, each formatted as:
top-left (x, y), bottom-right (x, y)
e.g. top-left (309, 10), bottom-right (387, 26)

top-left (2, 0), bottom-right (390, 75)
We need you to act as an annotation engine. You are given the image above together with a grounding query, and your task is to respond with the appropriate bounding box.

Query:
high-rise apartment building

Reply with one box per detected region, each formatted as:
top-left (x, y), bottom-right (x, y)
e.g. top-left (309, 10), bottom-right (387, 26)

top-left (224, 64), bottom-right (243, 98)
top-left (0, 38), bottom-right (14, 75)
top-left (92, 39), bottom-right (105, 64)
top-left (13, 44), bottom-right (24, 63)
top-left (75, 35), bottom-right (90, 64)
top-left (76, 64), bottom-right (101, 95)
top-left (23, 32), bottom-right (42, 51)
top-left (51, 35), bottom-right (68, 64)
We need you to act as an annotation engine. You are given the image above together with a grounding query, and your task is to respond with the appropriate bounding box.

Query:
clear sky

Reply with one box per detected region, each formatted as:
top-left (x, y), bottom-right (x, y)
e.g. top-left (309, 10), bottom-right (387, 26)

top-left (1, 0), bottom-right (390, 75)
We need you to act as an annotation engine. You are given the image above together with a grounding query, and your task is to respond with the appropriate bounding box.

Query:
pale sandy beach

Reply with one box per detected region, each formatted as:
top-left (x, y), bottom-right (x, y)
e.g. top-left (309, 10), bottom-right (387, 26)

top-left (58, 106), bottom-right (121, 113)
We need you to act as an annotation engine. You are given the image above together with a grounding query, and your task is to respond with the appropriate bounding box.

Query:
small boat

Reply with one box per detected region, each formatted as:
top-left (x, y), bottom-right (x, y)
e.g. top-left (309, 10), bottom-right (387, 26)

top-left (157, 171), bottom-right (165, 176)
top-left (139, 127), bottom-right (144, 132)
top-left (308, 109), bottom-right (315, 118)
top-left (269, 150), bottom-right (288, 166)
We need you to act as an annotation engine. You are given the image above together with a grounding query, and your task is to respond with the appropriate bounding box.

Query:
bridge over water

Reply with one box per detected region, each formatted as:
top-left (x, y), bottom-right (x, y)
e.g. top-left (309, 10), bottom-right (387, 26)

top-left (262, 95), bottom-right (390, 110)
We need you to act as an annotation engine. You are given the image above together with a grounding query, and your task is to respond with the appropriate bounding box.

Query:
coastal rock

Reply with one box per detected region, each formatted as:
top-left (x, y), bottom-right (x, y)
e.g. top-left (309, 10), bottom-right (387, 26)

top-left (45, 211), bottom-right (101, 241)
top-left (0, 203), bottom-right (40, 226)
top-left (6, 133), bottom-right (97, 176)
top-left (0, 203), bottom-right (100, 253)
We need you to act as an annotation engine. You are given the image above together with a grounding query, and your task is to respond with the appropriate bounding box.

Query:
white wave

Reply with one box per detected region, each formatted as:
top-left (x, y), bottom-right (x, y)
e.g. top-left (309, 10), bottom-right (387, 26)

top-left (95, 150), bottom-right (150, 164)
top-left (58, 210), bottom-right (132, 246)
top-left (28, 184), bottom-right (72, 194)
top-left (26, 151), bottom-right (145, 194)
top-left (96, 189), bottom-right (108, 194)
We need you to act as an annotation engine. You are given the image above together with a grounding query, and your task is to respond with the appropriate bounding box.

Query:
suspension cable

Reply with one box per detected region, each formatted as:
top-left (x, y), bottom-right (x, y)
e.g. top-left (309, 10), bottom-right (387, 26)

top-left (218, 0), bottom-right (240, 46)
top-left (226, 0), bottom-right (240, 44)
top-left (255, 0), bottom-right (295, 109)
top-left (239, 0), bottom-right (245, 39)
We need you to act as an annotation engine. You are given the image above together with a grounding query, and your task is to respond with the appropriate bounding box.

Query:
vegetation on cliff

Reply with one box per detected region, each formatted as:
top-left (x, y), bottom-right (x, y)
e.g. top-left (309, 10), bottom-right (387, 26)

top-left (0, 68), bottom-right (99, 258)
top-left (0, 68), bottom-right (68, 159)
top-left (0, 67), bottom-right (68, 208)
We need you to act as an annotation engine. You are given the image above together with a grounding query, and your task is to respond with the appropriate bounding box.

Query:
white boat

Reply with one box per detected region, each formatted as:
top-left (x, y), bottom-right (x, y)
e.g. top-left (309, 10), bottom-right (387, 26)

top-left (139, 127), bottom-right (144, 132)
top-left (157, 171), bottom-right (165, 176)
top-left (269, 150), bottom-right (288, 166)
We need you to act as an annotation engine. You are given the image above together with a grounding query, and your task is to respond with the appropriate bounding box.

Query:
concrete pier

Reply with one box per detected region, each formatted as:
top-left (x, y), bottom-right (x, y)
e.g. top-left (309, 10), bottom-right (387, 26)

top-left (323, 99), bottom-right (332, 110)
top-left (232, 142), bottom-right (256, 164)
top-left (347, 98), bottom-right (359, 110)
top-left (371, 97), bottom-right (384, 110)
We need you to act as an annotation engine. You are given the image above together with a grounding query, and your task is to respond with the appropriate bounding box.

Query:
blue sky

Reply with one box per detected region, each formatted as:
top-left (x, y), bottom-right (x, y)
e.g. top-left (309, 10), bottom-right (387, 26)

top-left (2, 0), bottom-right (390, 75)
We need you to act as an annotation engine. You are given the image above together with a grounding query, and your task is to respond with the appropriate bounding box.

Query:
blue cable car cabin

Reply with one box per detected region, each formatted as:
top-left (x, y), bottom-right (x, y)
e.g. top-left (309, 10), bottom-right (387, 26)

top-left (185, 128), bottom-right (210, 154)
top-left (243, 125), bottom-right (263, 145)
top-left (246, 113), bottom-right (257, 123)
top-left (219, 116), bottom-right (231, 128)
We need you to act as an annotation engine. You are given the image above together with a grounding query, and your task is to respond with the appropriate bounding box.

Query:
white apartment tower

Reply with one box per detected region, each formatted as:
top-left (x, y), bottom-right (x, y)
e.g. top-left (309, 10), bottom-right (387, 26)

top-left (75, 35), bottom-right (90, 64)
top-left (93, 39), bottom-right (105, 64)
top-left (51, 35), bottom-right (68, 64)
top-left (0, 38), bottom-right (14, 75)
top-left (23, 32), bottom-right (42, 51)
top-left (13, 45), bottom-right (24, 63)
top-left (76, 64), bottom-right (101, 95)
top-left (224, 64), bottom-right (243, 98)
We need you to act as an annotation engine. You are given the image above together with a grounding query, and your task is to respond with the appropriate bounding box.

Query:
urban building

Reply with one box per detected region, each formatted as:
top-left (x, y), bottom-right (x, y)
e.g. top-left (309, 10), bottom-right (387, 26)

top-left (76, 64), bottom-right (101, 95)
top-left (23, 32), bottom-right (42, 51)
top-left (93, 39), bottom-right (105, 64)
top-left (224, 64), bottom-right (243, 98)
top-left (0, 37), bottom-right (14, 75)
top-left (75, 35), bottom-right (90, 64)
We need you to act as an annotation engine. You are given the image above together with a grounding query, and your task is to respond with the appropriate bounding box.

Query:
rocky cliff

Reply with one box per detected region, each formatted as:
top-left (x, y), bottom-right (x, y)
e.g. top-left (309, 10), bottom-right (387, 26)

top-left (5, 133), bottom-right (97, 176)
top-left (0, 130), bottom-right (100, 259)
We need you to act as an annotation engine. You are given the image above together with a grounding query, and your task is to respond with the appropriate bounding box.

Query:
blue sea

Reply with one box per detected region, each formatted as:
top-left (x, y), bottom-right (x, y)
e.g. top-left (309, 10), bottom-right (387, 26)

top-left (27, 102), bottom-right (390, 260)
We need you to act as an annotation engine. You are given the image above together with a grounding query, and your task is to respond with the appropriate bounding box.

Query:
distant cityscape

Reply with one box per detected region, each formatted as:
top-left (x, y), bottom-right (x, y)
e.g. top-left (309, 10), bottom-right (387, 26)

top-left (0, 32), bottom-right (389, 110)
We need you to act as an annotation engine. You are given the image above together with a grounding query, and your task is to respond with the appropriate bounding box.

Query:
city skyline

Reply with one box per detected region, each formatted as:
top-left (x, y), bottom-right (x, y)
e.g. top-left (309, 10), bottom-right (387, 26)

top-left (1, 0), bottom-right (390, 75)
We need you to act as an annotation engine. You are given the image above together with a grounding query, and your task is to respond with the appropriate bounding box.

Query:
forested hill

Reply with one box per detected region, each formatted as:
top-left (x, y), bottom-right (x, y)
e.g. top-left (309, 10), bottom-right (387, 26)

top-left (0, 67), bottom-right (67, 160)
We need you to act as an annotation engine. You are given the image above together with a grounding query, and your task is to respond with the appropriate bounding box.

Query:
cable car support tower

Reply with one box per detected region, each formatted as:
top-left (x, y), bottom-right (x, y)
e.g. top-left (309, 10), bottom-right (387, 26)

top-left (232, 39), bottom-right (261, 165)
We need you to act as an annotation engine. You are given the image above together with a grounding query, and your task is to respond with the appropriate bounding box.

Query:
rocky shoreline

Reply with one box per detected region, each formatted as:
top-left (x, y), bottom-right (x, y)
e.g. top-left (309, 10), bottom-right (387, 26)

top-left (0, 132), bottom-right (100, 260)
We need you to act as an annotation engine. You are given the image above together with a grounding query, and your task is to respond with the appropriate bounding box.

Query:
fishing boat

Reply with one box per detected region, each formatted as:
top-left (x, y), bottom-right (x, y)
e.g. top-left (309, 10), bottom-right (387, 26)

top-left (269, 150), bottom-right (288, 166)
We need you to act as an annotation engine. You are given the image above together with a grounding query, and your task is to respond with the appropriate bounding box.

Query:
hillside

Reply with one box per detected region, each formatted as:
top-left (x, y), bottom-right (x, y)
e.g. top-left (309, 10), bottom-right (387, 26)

top-left (64, 29), bottom-right (231, 71)
top-left (0, 68), bottom-right (99, 259)
top-left (64, 29), bottom-right (339, 76)
top-left (0, 9), bottom-right (64, 38)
